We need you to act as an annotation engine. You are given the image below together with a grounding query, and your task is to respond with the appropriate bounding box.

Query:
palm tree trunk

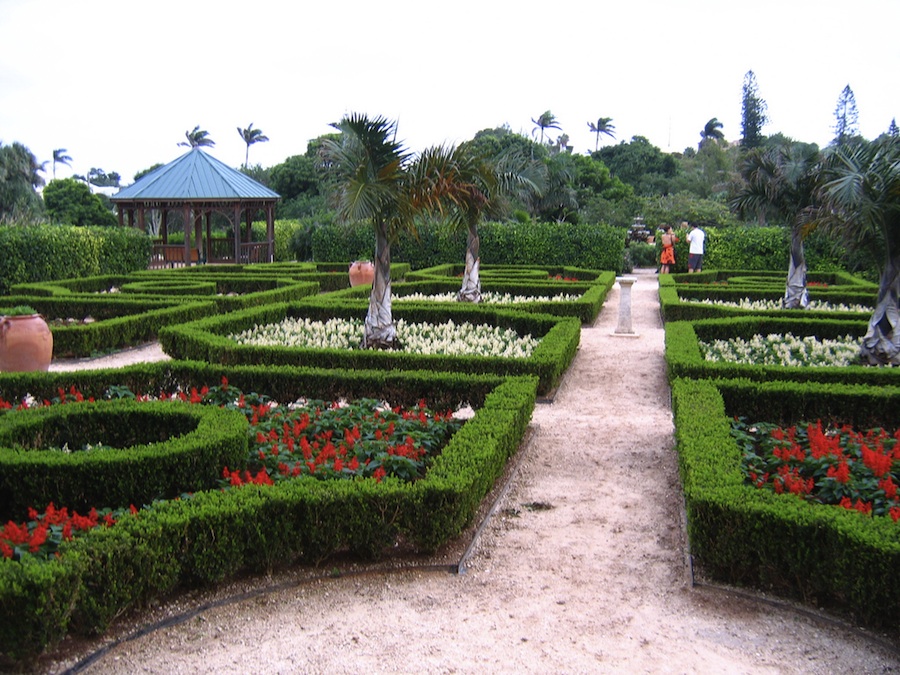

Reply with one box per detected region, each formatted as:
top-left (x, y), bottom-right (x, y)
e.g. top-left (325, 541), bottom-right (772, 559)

top-left (860, 251), bottom-right (900, 365)
top-left (363, 224), bottom-right (398, 349)
top-left (457, 222), bottom-right (482, 303)
top-left (782, 227), bottom-right (809, 309)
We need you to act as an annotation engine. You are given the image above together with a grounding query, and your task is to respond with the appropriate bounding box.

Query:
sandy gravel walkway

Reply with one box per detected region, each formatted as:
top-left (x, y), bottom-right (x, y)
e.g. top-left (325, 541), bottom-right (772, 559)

top-left (41, 271), bottom-right (900, 674)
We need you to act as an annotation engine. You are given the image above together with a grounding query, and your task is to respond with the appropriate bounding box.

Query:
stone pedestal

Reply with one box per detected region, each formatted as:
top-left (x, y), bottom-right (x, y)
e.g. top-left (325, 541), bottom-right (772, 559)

top-left (613, 276), bottom-right (638, 336)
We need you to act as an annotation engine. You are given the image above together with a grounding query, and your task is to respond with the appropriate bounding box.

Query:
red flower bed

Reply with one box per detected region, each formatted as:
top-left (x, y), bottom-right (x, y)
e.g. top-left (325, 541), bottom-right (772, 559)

top-left (0, 380), bottom-right (464, 562)
top-left (732, 418), bottom-right (900, 521)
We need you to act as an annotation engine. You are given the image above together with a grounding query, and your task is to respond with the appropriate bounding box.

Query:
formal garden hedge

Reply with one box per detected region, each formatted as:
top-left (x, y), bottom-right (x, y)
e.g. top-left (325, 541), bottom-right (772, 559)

top-left (0, 400), bottom-right (248, 519)
top-left (312, 220), bottom-right (626, 273)
top-left (325, 272), bottom-right (615, 324)
top-left (671, 377), bottom-right (900, 628)
top-left (663, 315), bottom-right (900, 387)
top-left (658, 270), bottom-right (876, 322)
top-left (0, 362), bottom-right (538, 665)
top-left (0, 296), bottom-right (218, 358)
top-left (0, 225), bottom-right (151, 295)
top-left (157, 301), bottom-right (580, 396)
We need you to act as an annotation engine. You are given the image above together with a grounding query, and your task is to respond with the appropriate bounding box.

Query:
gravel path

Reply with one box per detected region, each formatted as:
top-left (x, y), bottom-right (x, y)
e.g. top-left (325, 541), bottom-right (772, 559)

top-left (41, 271), bottom-right (900, 674)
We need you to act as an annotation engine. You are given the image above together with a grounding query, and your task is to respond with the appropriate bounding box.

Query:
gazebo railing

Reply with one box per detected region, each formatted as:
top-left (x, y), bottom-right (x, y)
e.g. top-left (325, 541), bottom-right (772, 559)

top-left (240, 242), bottom-right (269, 264)
top-left (150, 244), bottom-right (200, 268)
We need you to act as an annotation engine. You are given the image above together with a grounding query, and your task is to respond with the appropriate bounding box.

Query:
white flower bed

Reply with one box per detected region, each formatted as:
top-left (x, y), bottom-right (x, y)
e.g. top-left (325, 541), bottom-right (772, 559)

top-left (686, 297), bottom-right (872, 313)
top-left (229, 317), bottom-right (540, 358)
top-left (395, 291), bottom-right (580, 304)
top-left (699, 333), bottom-right (860, 367)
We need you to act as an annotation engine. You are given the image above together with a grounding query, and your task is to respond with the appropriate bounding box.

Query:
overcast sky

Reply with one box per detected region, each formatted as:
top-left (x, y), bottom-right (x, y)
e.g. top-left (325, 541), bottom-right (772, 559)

top-left (1, 0), bottom-right (897, 187)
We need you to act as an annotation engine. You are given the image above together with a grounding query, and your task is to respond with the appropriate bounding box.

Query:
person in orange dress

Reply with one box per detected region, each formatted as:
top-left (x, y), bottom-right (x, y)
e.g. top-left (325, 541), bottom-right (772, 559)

top-left (659, 226), bottom-right (677, 274)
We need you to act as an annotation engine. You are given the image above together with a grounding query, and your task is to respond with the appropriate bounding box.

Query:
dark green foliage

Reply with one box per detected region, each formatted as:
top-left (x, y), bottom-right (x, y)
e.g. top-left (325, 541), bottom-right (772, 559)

top-left (43, 179), bottom-right (117, 227)
top-left (0, 142), bottom-right (44, 220)
top-left (157, 301), bottom-right (580, 396)
top-left (594, 136), bottom-right (679, 195)
top-left (0, 401), bottom-right (249, 520)
top-left (740, 70), bottom-right (768, 150)
top-left (0, 225), bottom-right (151, 294)
top-left (665, 315), bottom-right (900, 388)
top-left (0, 364), bottom-right (537, 663)
top-left (312, 220), bottom-right (625, 274)
top-left (671, 378), bottom-right (900, 628)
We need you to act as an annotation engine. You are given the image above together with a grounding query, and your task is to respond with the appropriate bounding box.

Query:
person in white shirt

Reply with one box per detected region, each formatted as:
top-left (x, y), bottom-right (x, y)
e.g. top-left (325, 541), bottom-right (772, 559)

top-left (686, 223), bottom-right (705, 273)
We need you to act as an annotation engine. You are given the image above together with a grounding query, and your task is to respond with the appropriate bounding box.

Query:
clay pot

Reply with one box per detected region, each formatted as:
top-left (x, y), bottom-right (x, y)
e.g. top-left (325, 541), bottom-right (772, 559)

top-left (0, 314), bottom-right (53, 372)
top-left (348, 260), bottom-right (375, 287)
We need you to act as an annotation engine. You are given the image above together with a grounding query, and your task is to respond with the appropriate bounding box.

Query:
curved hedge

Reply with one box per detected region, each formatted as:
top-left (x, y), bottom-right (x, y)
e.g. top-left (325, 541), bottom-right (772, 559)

top-left (0, 364), bottom-right (537, 664)
top-left (0, 400), bottom-right (248, 519)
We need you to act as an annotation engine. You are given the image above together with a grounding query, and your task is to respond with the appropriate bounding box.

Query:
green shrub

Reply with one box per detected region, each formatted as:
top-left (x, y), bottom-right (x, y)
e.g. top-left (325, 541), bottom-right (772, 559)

top-left (0, 225), bottom-right (151, 294)
top-left (671, 377), bottom-right (900, 628)
top-left (311, 220), bottom-right (625, 273)
top-left (0, 400), bottom-right (248, 519)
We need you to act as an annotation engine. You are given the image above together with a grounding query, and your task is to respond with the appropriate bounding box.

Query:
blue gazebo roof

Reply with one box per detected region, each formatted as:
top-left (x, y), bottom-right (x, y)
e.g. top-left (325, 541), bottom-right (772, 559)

top-left (111, 147), bottom-right (279, 202)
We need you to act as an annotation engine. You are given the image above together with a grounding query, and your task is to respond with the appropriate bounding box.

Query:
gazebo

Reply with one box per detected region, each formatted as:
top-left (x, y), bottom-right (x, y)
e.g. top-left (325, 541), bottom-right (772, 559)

top-left (111, 147), bottom-right (281, 267)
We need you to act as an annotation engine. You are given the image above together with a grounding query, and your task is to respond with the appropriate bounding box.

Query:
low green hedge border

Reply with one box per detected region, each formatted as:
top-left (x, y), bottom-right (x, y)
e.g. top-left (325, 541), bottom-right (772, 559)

top-left (406, 263), bottom-right (611, 284)
top-left (0, 296), bottom-right (219, 358)
top-left (0, 400), bottom-right (248, 520)
top-left (10, 273), bottom-right (321, 313)
top-left (0, 363), bottom-right (537, 665)
top-left (671, 377), bottom-right (900, 629)
top-left (324, 276), bottom-right (614, 325)
top-left (158, 302), bottom-right (581, 396)
top-left (666, 269), bottom-right (877, 289)
top-left (664, 316), bottom-right (900, 387)
top-left (137, 262), bottom-right (412, 293)
top-left (658, 283), bottom-right (874, 323)
top-left (119, 280), bottom-right (219, 296)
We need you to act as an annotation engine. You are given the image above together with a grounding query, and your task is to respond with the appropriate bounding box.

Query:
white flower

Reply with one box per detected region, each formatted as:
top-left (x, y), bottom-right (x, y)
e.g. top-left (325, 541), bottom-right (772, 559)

top-left (229, 317), bottom-right (540, 358)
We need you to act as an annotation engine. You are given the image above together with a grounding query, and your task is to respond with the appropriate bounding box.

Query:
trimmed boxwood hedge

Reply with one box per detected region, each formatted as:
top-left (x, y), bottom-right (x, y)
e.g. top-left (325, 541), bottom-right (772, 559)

top-left (663, 315), bottom-right (900, 387)
top-left (671, 377), bottom-right (900, 629)
top-left (158, 301), bottom-right (581, 395)
top-left (658, 281), bottom-right (875, 323)
top-left (0, 296), bottom-right (219, 358)
top-left (0, 400), bottom-right (248, 520)
top-left (0, 362), bottom-right (538, 664)
top-left (324, 274), bottom-right (615, 325)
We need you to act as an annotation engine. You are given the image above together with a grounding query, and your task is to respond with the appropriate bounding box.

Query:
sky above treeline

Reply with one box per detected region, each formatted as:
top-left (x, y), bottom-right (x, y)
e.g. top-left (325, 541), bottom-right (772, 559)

top-left (1, 0), bottom-right (897, 187)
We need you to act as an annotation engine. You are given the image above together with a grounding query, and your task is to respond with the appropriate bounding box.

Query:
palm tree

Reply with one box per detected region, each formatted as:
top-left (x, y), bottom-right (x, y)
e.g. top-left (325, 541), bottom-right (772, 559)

top-left (815, 136), bottom-right (900, 365)
top-left (531, 110), bottom-right (561, 146)
top-left (416, 144), bottom-right (546, 302)
top-left (587, 117), bottom-right (616, 152)
top-left (237, 123), bottom-right (269, 168)
top-left (323, 113), bottom-right (414, 349)
top-left (179, 125), bottom-right (215, 148)
top-left (699, 118), bottom-right (725, 148)
top-left (731, 142), bottom-right (821, 309)
top-left (52, 148), bottom-right (72, 179)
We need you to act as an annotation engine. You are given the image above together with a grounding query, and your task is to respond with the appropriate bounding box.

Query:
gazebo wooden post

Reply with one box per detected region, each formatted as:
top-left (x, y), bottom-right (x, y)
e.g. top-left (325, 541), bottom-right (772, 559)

top-left (233, 204), bottom-right (241, 263)
top-left (266, 203), bottom-right (275, 262)
top-left (183, 204), bottom-right (191, 265)
top-left (137, 207), bottom-right (145, 234)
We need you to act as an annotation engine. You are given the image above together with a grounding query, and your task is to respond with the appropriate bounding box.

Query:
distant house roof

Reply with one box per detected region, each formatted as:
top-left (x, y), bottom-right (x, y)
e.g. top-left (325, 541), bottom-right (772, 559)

top-left (111, 147), bottom-right (279, 202)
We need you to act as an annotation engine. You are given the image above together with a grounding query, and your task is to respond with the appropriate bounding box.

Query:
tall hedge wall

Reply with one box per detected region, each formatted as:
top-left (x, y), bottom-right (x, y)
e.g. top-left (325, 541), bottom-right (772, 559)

top-left (311, 221), bottom-right (625, 273)
top-left (0, 225), bottom-right (151, 295)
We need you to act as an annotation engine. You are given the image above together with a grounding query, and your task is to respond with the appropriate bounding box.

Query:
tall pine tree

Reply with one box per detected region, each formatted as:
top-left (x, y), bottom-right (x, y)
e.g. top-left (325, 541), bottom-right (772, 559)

top-left (740, 70), bottom-right (768, 150)
top-left (832, 84), bottom-right (859, 146)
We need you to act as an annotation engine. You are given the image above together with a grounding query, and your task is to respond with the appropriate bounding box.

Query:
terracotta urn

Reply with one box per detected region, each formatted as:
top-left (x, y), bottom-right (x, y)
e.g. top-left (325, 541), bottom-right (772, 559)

top-left (348, 260), bottom-right (375, 287)
top-left (0, 314), bottom-right (53, 372)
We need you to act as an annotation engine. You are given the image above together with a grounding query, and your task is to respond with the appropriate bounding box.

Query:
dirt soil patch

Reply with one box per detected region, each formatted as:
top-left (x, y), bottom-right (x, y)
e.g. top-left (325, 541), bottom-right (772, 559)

top-left (40, 271), bottom-right (900, 674)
